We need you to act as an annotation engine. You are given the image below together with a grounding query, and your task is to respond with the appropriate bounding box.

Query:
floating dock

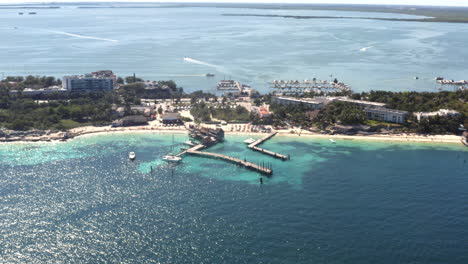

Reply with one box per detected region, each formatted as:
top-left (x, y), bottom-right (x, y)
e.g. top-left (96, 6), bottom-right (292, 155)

top-left (248, 132), bottom-right (289, 160)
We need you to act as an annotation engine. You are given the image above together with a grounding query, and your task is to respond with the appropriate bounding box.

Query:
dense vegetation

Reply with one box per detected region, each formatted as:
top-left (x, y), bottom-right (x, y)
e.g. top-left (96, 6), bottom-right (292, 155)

top-left (268, 90), bottom-right (467, 134)
top-left (2, 75), bottom-right (62, 88)
top-left (268, 101), bottom-right (367, 129)
top-left (352, 90), bottom-right (468, 115)
top-left (315, 102), bottom-right (367, 127)
top-left (0, 92), bottom-right (115, 131)
top-left (190, 102), bottom-right (250, 122)
top-left (0, 75), bottom-right (185, 131)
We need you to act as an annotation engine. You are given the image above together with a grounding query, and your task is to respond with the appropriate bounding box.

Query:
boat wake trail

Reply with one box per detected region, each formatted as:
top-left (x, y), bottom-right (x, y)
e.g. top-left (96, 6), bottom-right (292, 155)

top-left (183, 57), bottom-right (219, 69)
top-left (359, 46), bottom-right (373, 52)
top-left (48, 30), bottom-right (119, 42)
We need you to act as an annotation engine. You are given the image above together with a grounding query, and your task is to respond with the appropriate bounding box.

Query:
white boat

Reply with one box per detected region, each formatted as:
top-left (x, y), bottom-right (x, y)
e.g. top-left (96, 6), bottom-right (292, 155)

top-left (329, 139), bottom-right (336, 143)
top-left (184, 140), bottom-right (196, 146)
top-left (129, 152), bottom-right (136, 160)
top-left (243, 138), bottom-right (256, 144)
top-left (162, 155), bottom-right (182, 163)
top-left (163, 134), bottom-right (182, 163)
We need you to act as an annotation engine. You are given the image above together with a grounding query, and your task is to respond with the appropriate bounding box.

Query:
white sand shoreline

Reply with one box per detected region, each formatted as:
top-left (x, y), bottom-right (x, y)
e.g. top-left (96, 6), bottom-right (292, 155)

top-left (1, 125), bottom-right (465, 146)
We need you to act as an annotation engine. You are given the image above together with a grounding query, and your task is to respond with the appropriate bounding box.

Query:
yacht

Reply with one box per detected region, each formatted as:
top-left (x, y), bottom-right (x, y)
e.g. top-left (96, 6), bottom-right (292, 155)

top-left (129, 152), bottom-right (136, 161)
top-left (163, 134), bottom-right (182, 163)
top-left (162, 155), bottom-right (182, 163)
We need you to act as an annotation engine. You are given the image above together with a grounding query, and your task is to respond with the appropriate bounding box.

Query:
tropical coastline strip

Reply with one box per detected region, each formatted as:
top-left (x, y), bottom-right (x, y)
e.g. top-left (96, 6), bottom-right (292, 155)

top-left (1, 124), bottom-right (463, 145)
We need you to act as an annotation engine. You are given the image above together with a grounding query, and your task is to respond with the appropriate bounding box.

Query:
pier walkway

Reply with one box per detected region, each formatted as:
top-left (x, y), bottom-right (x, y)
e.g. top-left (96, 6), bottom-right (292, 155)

top-left (175, 144), bottom-right (204, 157)
top-left (175, 143), bottom-right (273, 175)
top-left (248, 132), bottom-right (289, 160)
top-left (187, 149), bottom-right (273, 176)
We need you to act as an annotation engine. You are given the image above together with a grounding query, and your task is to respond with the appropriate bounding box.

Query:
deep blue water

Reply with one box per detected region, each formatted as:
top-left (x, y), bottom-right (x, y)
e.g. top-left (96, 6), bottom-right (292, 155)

top-left (0, 133), bottom-right (467, 263)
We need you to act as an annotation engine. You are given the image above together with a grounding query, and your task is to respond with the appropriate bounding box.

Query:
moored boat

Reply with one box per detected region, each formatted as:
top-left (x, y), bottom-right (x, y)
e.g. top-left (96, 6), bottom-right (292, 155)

top-left (243, 138), bottom-right (256, 144)
top-left (162, 155), bottom-right (182, 163)
top-left (129, 152), bottom-right (136, 161)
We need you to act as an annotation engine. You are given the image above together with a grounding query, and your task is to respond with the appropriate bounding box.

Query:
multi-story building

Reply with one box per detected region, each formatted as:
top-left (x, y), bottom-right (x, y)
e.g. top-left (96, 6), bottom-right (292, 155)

top-left (335, 97), bottom-right (386, 108)
top-left (63, 70), bottom-right (117, 92)
top-left (364, 107), bottom-right (408, 124)
top-left (273, 96), bottom-right (329, 110)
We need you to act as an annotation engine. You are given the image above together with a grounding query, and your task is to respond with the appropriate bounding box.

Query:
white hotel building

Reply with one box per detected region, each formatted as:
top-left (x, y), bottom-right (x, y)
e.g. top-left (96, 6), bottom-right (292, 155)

top-left (63, 70), bottom-right (117, 92)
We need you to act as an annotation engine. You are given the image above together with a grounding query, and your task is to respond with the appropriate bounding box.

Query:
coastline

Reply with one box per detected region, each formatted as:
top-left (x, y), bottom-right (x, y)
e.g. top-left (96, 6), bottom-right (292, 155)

top-left (1, 124), bottom-right (464, 145)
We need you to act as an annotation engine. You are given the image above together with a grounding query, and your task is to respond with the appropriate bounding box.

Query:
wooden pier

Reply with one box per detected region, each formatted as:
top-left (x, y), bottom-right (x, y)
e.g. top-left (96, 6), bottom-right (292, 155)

top-left (175, 144), bottom-right (273, 175)
top-left (248, 132), bottom-right (289, 160)
top-left (187, 149), bottom-right (273, 176)
top-left (175, 144), bottom-right (204, 157)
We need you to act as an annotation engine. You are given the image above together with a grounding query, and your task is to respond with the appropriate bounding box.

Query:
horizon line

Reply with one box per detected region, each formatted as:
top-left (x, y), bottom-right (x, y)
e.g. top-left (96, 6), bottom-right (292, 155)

top-left (1, 1), bottom-right (468, 8)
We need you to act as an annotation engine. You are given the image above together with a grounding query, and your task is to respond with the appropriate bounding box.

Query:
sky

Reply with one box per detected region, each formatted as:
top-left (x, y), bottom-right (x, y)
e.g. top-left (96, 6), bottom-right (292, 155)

top-left (0, 0), bottom-right (467, 7)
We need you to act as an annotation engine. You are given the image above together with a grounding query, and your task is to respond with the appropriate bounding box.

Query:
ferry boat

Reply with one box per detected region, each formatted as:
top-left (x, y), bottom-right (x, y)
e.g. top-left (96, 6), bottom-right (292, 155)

top-left (129, 152), bottom-right (136, 161)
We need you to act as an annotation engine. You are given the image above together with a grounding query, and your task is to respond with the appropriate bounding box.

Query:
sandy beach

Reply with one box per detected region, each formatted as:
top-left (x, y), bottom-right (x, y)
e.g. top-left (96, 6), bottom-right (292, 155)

top-left (1, 122), bottom-right (464, 145)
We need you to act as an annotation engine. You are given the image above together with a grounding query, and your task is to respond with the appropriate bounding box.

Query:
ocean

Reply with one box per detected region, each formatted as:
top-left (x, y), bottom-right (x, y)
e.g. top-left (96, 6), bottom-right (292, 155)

top-left (1, 4), bottom-right (468, 263)
top-left (1, 4), bottom-right (468, 93)
top-left (0, 133), bottom-right (467, 263)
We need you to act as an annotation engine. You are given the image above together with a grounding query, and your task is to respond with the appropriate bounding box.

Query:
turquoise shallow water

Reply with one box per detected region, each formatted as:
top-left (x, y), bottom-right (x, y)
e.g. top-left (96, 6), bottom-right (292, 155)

top-left (1, 5), bottom-right (468, 93)
top-left (0, 133), bottom-right (467, 263)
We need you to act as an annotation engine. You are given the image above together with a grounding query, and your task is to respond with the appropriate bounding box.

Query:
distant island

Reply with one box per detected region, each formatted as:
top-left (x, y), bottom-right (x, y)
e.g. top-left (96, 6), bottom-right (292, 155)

top-left (2, 2), bottom-right (468, 23)
top-left (222, 13), bottom-right (468, 24)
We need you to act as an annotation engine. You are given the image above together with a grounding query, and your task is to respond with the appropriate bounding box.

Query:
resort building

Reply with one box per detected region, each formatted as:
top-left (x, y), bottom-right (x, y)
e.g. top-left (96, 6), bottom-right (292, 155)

top-left (189, 127), bottom-right (225, 146)
top-left (335, 97), bottom-right (386, 108)
top-left (251, 106), bottom-right (272, 118)
top-left (63, 70), bottom-right (117, 92)
top-left (162, 113), bottom-right (183, 125)
top-left (9, 87), bottom-right (67, 96)
top-left (273, 96), bottom-right (329, 110)
top-left (414, 109), bottom-right (460, 122)
top-left (112, 115), bottom-right (148, 127)
top-left (364, 107), bottom-right (408, 124)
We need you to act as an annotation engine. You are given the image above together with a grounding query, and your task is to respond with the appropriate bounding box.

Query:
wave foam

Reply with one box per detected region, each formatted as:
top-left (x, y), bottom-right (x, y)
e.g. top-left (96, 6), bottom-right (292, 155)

top-left (49, 30), bottom-right (119, 42)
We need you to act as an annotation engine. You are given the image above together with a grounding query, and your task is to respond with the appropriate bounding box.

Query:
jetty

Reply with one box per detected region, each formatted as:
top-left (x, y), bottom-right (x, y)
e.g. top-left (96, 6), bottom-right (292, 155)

top-left (248, 132), bottom-right (289, 160)
top-left (175, 143), bottom-right (273, 175)
top-left (187, 149), bottom-right (273, 175)
top-left (175, 144), bottom-right (204, 157)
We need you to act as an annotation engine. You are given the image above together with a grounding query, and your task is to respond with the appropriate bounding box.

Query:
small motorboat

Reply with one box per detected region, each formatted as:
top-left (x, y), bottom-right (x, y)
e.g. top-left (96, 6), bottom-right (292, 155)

top-left (206, 73), bottom-right (215, 77)
top-left (129, 152), bottom-right (136, 161)
top-left (243, 138), bottom-right (256, 144)
top-left (162, 155), bottom-right (182, 163)
top-left (329, 139), bottom-right (336, 143)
